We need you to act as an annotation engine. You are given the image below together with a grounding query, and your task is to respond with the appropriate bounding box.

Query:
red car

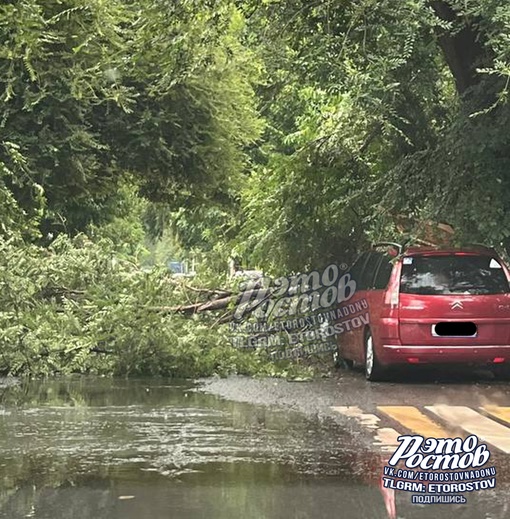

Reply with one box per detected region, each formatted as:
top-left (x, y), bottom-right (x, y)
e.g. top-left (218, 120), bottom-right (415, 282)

top-left (336, 243), bottom-right (510, 381)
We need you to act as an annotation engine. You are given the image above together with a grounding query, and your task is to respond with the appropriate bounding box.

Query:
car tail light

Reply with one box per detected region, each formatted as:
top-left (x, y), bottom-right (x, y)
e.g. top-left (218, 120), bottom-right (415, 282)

top-left (493, 357), bottom-right (506, 364)
top-left (407, 357), bottom-right (420, 364)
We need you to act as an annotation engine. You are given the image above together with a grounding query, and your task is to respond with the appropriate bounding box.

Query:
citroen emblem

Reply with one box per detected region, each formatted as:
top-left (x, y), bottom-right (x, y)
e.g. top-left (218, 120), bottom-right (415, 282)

top-left (451, 301), bottom-right (463, 310)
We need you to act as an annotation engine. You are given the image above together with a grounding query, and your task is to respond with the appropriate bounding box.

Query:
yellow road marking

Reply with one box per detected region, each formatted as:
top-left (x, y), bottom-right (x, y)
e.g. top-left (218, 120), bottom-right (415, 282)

top-left (330, 406), bottom-right (380, 429)
top-left (374, 428), bottom-right (401, 451)
top-left (378, 406), bottom-right (449, 438)
top-left (333, 404), bottom-right (510, 454)
top-left (426, 405), bottom-right (510, 454)
top-left (331, 406), bottom-right (402, 450)
top-left (482, 406), bottom-right (510, 425)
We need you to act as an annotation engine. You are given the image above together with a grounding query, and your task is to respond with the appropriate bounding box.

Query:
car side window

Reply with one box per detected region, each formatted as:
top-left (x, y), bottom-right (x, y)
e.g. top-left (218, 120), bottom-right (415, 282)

top-left (358, 252), bottom-right (382, 290)
top-left (373, 254), bottom-right (393, 290)
top-left (349, 252), bottom-right (370, 286)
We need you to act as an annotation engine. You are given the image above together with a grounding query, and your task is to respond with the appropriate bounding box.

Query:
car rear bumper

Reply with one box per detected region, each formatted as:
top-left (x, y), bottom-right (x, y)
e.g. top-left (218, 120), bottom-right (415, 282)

top-left (381, 344), bottom-right (510, 365)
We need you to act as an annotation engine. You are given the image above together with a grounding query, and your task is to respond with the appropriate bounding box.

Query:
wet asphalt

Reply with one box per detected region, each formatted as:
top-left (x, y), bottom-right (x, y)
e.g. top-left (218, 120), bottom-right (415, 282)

top-left (199, 366), bottom-right (510, 421)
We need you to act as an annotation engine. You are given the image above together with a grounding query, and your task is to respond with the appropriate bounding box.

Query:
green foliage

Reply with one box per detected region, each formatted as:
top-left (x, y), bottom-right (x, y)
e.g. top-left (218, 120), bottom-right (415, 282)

top-left (236, 154), bottom-right (367, 274)
top-left (233, 0), bottom-right (455, 271)
top-left (380, 95), bottom-right (510, 249)
top-left (0, 0), bottom-right (262, 237)
top-left (232, 0), bottom-right (510, 272)
top-left (87, 182), bottom-right (149, 259)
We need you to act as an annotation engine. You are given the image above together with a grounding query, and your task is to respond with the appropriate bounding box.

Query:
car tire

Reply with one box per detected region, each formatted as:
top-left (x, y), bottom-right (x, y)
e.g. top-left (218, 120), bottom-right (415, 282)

top-left (364, 330), bottom-right (386, 382)
top-left (333, 348), bottom-right (354, 370)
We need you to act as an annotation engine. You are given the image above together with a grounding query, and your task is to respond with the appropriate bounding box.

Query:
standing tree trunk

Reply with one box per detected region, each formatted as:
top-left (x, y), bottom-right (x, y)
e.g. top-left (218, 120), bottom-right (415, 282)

top-left (429, 1), bottom-right (490, 95)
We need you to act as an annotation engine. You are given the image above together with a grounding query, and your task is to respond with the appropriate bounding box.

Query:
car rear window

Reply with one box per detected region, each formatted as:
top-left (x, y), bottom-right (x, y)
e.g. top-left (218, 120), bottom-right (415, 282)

top-left (400, 255), bottom-right (510, 295)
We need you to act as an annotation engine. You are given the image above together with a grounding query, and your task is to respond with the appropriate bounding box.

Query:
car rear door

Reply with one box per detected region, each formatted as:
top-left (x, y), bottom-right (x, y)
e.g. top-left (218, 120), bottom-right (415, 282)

top-left (343, 252), bottom-right (382, 362)
top-left (366, 253), bottom-right (395, 348)
top-left (338, 252), bottom-right (371, 361)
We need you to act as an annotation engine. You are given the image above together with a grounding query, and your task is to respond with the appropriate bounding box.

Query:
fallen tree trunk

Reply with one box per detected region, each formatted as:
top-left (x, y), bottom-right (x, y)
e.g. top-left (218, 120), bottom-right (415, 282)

top-left (148, 294), bottom-right (235, 315)
top-left (147, 288), bottom-right (271, 318)
top-left (166, 278), bottom-right (232, 298)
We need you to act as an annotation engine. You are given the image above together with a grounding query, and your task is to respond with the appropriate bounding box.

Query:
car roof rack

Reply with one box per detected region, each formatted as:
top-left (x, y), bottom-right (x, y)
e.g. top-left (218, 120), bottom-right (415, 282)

top-left (462, 243), bottom-right (496, 251)
top-left (372, 242), bottom-right (404, 255)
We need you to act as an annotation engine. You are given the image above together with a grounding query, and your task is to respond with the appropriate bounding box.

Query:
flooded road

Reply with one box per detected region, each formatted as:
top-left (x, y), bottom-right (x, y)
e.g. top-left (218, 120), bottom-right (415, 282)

top-left (0, 375), bottom-right (508, 518)
top-left (0, 377), bottom-right (387, 519)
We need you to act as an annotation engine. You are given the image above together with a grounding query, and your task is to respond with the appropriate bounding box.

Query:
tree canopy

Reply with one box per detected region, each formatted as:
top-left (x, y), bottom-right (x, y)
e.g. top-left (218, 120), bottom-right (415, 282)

top-left (230, 0), bottom-right (510, 272)
top-left (3, 0), bottom-right (510, 266)
top-left (0, 0), bottom-right (261, 239)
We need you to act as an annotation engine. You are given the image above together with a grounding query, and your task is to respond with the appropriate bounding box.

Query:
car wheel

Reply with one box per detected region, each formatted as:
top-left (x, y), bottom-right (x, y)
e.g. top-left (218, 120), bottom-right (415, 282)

top-left (333, 348), bottom-right (354, 370)
top-left (364, 330), bottom-right (386, 382)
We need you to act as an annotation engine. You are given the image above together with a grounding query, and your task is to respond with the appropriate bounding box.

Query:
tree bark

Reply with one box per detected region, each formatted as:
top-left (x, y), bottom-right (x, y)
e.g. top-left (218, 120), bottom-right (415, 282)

top-left (147, 288), bottom-right (270, 318)
top-left (149, 295), bottom-right (236, 315)
top-left (429, 1), bottom-right (489, 95)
